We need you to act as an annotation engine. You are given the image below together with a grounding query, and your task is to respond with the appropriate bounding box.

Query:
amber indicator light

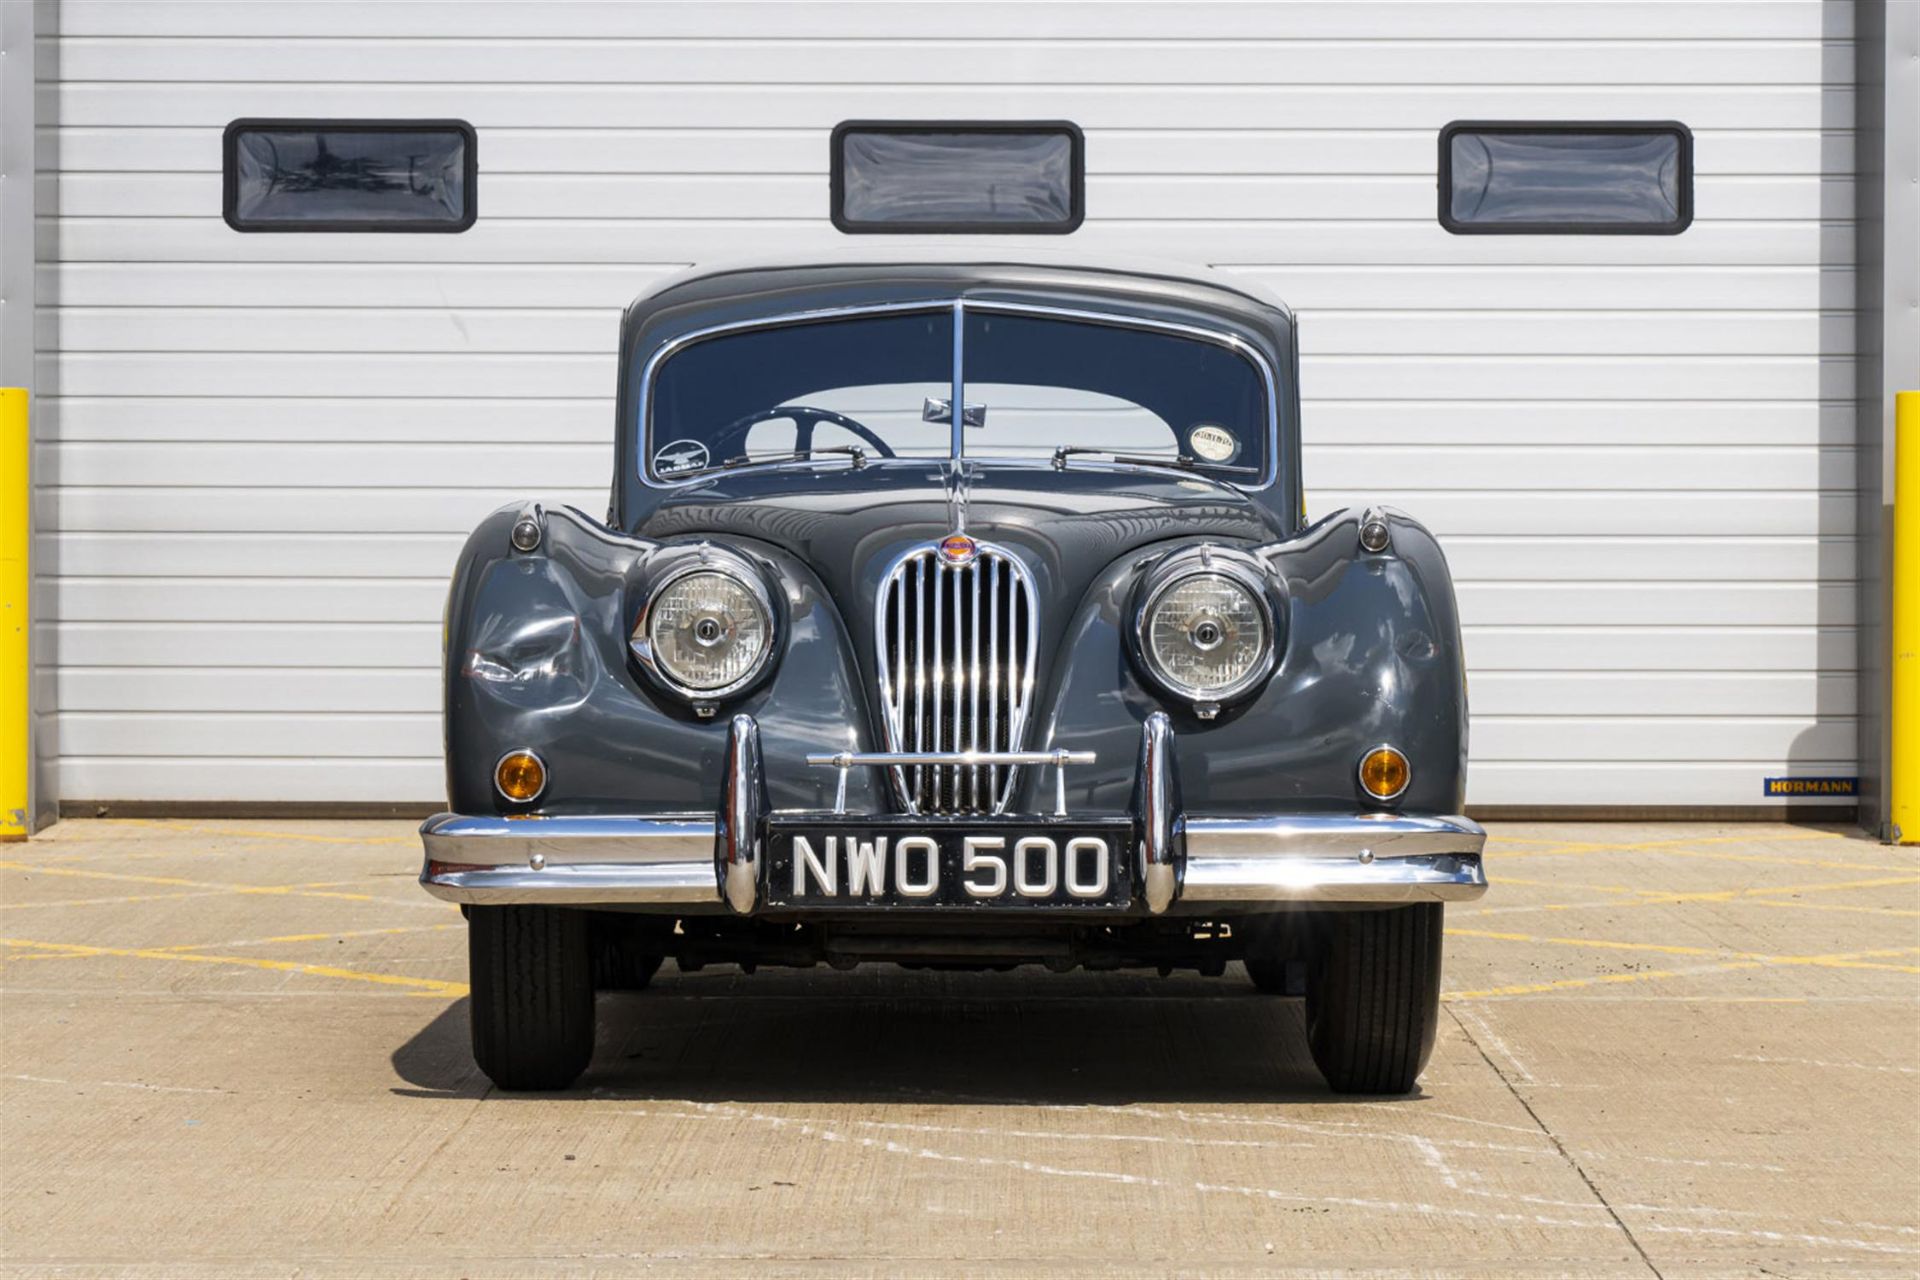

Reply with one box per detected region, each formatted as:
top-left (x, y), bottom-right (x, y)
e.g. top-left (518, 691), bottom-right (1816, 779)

top-left (494, 750), bottom-right (547, 803)
top-left (1358, 747), bottom-right (1410, 801)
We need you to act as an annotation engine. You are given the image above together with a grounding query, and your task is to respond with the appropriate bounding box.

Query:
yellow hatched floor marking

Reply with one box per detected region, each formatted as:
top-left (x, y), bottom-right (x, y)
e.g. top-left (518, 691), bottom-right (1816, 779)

top-left (1479, 874), bottom-right (1920, 920)
top-left (1498, 830), bottom-right (1854, 855)
top-left (150, 922), bottom-right (463, 954)
top-left (1500, 847), bottom-right (1913, 875)
top-left (24, 821), bottom-right (418, 864)
top-left (1482, 838), bottom-right (1598, 852)
top-left (1445, 943), bottom-right (1920, 1001)
top-left (1448, 929), bottom-right (1920, 973)
top-left (1450, 927), bottom-right (1739, 959)
top-left (36, 848), bottom-right (244, 865)
top-left (1572, 873), bottom-right (1920, 909)
top-left (0, 889), bottom-right (245, 912)
top-left (1491, 874), bottom-right (1643, 894)
top-left (0, 936), bottom-right (467, 996)
top-left (0, 860), bottom-right (379, 902)
top-left (1739, 897), bottom-right (1920, 919)
top-left (1650, 848), bottom-right (1918, 874)
top-left (1446, 963), bottom-right (1765, 1001)
top-left (5, 921), bottom-right (464, 962)
top-left (123, 818), bottom-right (417, 846)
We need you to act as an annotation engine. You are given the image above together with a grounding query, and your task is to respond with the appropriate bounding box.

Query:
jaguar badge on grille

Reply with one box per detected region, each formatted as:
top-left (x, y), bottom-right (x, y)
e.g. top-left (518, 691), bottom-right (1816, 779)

top-left (937, 532), bottom-right (977, 566)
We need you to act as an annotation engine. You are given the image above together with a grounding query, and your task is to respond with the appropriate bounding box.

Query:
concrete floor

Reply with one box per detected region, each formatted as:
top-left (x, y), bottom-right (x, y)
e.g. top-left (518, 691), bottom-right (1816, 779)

top-left (0, 820), bottom-right (1915, 1277)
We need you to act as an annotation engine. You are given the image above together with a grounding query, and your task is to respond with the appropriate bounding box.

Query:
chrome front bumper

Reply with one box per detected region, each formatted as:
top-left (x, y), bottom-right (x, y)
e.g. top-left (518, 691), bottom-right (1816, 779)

top-left (419, 810), bottom-right (1486, 912)
top-left (422, 712), bottom-right (1485, 913)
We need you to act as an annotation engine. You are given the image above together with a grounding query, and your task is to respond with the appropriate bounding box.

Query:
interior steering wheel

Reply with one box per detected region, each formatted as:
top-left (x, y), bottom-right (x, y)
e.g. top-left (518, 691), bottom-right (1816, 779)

top-left (719, 404), bottom-right (897, 460)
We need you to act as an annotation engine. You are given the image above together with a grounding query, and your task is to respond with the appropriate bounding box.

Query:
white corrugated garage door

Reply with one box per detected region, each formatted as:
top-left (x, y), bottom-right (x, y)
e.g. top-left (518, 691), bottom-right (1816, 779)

top-left (32, 1), bottom-right (1856, 808)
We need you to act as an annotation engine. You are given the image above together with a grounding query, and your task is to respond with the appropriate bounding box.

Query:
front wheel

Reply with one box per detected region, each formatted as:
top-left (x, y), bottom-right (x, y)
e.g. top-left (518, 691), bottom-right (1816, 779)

top-left (468, 905), bottom-right (595, 1091)
top-left (1306, 903), bottom-right (1444, 1095)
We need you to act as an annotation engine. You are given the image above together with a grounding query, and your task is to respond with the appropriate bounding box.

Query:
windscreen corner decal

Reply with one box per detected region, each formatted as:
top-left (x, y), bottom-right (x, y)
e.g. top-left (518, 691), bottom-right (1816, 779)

top-left (653, 439), bottom-right (710, 476)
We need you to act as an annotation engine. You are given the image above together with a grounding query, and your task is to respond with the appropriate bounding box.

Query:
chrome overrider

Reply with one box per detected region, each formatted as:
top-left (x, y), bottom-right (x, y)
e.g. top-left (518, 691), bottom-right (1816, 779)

top-left (419, 712), bottom-right (1488, 912)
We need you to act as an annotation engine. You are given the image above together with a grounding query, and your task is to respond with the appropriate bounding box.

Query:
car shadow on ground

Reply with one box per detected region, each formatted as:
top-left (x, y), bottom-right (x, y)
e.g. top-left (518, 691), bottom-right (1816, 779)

top-left (391, 965), bottom-right (1396, 1105)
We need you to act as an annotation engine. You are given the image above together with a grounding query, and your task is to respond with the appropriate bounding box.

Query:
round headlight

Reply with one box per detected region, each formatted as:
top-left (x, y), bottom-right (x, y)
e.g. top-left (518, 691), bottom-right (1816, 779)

top-left (1142, 571), bottom-right (1271, 701)
top-left (643, 569), bottom-right (772, 694)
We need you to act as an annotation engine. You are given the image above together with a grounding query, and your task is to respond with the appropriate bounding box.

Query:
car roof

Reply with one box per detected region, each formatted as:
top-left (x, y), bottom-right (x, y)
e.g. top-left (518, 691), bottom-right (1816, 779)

top-left (620, 251), bottom-right (1295, 346)
top-left (635, 248), bottom-right (1289, 312)
top-left (610, 251), bottom-right (1304, 532)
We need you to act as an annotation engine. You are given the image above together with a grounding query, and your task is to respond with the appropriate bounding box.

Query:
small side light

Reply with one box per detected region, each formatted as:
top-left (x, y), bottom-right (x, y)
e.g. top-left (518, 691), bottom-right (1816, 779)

top-left (494, 749), bottom-right (547, 803)
top-left (510, 516), bottom-right (543, 553)
top-left (1357, 746), bottom-right (1410, 803)
top-left (1358, 509), bottom-right (1391, 554)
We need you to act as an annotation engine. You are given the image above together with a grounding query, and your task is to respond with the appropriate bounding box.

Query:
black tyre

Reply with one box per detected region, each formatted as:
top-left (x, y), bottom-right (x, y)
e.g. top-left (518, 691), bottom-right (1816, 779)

top-left (1241, 912), bottom-right (1300, 994)
top-left (590, 913), bottom-right (666, 991)
top-left (1306, 903), bottom-right (1444, 1095)
top-left (468, 905), bottom-right (594, 1091)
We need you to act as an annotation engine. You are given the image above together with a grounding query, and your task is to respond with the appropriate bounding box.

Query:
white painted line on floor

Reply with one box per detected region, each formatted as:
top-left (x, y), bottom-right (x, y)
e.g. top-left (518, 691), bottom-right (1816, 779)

top-left (5, 1072), bottom-right (227, 1095)
top-left (1451, 1004), bottom-right (1539, 1084)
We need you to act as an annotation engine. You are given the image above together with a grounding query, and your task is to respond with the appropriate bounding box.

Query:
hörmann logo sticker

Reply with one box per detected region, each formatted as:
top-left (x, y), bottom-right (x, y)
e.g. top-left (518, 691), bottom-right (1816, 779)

top-left (1763, 777), bottom-right (1859, 797)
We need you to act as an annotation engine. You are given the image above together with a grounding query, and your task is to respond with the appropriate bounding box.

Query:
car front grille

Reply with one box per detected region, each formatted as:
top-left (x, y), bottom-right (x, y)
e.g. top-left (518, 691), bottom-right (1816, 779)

top-left (876, 541), bottom-right (1037, 814)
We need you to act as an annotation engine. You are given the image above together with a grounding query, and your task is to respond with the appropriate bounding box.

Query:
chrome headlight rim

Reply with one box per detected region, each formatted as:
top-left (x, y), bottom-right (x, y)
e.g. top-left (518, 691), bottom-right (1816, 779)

top-left (629, 547), bottom-right (779, 706)
top-left (1130, 545), bottom-right (1282, 710)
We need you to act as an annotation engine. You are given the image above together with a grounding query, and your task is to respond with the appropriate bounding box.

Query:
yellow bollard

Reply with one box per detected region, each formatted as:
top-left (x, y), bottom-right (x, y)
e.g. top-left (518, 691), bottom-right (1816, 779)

top-left (1895, 391), bottom-right (1920, 844)
top-left (1, 388), bottom-right (27, 840)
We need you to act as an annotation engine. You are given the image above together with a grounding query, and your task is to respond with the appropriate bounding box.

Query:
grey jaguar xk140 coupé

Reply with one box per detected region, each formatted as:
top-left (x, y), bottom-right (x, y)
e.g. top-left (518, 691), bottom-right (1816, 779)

top-left (420, 256), bottom-right (1487, 1094)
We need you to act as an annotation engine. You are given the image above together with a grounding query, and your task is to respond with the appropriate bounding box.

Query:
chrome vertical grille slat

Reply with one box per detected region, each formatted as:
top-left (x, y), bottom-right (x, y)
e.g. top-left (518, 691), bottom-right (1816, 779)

top-left (913, 558), bottom-right (927, 801)
top-left (988, 556), bottom-right (1000, 805)
top-left (877, 540), bottom-right (1038, 815)
top-left (932, 557), bottom-right (944, 803)
top-left (968, 562), bottom-right (981, 811)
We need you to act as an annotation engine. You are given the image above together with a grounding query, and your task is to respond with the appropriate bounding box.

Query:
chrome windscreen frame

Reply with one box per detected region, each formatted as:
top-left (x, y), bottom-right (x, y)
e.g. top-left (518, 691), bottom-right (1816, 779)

top-left (631, 298), bottom-right (1283, 491)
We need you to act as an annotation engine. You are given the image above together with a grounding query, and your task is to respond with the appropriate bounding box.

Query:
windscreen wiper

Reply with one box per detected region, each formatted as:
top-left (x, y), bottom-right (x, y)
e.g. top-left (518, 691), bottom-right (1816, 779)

top-left (1051, 446), bottom-right (1260, 477)
top-left (678, 445), bottom-right (867, 478)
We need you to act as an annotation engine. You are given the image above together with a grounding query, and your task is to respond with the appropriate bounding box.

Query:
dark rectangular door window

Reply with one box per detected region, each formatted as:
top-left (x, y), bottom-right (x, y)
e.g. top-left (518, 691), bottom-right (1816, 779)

top-left (224, 119), bottom-right (476, 232)
top-left (1440, 122), bottom-right (1692, 235)
top-left (832, 122), bottom-right (1084, 233)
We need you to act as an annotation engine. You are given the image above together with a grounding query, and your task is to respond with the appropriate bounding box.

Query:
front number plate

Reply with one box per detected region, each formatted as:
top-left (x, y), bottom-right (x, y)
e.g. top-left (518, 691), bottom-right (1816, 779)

top-left (763, 819), bottom-right (1133, 910)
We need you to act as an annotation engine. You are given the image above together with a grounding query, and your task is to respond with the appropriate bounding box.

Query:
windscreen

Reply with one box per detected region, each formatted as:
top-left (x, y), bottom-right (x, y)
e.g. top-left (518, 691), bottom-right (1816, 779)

top-left (645, 309), bottom-right (955, 479)
top-left (961, 310), bottom-right (1268, 477)
top-left (642, 305), bottom-right (1270, 483)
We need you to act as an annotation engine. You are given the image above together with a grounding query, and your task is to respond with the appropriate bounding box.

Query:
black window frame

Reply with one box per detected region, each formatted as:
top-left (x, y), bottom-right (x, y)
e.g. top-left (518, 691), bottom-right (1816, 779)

top-left (222, 117), bottom-right (479, 233)
top-left (829, 120), bottom-right (1086, 235)
top-left (1437, 120), bottom-right (1693, 236)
